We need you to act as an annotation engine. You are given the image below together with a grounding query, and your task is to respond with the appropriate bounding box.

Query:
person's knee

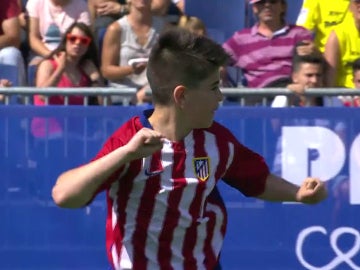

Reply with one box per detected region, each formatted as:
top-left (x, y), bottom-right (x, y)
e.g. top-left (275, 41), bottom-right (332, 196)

top-left (0, 47), bottom-right (24, 66)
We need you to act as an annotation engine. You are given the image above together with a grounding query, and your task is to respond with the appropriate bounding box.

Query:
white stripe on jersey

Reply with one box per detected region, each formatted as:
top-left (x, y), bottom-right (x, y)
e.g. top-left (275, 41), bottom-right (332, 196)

top-left (145, 140), bottom-right (175, 268)
top-left (225, 141), bottom-right (235, 173)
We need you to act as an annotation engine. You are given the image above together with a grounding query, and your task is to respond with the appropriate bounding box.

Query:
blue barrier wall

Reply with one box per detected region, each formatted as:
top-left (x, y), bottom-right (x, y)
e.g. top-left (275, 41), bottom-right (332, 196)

top-left (1, 106), bottom-right (360, 270)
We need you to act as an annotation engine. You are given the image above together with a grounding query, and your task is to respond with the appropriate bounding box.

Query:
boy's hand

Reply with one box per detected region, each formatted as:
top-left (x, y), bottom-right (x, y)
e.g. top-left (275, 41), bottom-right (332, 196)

top-left (296, 178), bottom-right (328, 204)
top-left (125, 128), bottom-right (164, 160)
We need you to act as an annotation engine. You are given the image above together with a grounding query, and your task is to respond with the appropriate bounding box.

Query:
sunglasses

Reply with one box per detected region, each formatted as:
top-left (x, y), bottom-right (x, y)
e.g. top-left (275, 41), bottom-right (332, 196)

top-left (66, 34), bottom-right (91, 46)
top-left (352, 0), bottom-right (360, 3)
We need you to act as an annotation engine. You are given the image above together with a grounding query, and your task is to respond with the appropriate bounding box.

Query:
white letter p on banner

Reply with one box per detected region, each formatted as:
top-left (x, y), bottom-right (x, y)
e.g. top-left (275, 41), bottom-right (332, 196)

top-left (282, 126), bottom-right (345, 186)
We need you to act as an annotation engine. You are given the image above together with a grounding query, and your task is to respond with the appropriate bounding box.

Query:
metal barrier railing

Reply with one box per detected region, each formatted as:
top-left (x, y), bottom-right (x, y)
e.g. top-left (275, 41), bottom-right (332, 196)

top-left (1, 87), bottom-right (360, 106)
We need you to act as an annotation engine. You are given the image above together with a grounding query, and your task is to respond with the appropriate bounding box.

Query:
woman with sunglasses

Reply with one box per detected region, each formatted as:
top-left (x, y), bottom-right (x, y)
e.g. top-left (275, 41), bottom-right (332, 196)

top-left (31, 22), bottom-right (104, 138)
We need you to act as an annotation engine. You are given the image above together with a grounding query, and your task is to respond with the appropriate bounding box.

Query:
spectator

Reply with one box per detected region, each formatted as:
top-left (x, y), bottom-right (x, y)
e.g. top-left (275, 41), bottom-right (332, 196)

top-left (26, 0), bottom-right (90, 66)
top-left (296, 0), bottom-right (351, 53)
top-left (31, 22), bottom-right (103, 138)
top-left (324, 0), bottom-right (360, 89)
top-left (101, 0), bottom-right (166, 105)
top-left (222, 0), bottom-right (313, 105)
top-left (272, 43), bottom-right (326, 107)
top-left (0, 0), bottom-right (27, 86)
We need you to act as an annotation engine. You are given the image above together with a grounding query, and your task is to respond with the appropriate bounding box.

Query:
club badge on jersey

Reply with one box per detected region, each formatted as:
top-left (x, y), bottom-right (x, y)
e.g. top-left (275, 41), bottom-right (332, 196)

top-left (193, 157), bottom-right (210, 181)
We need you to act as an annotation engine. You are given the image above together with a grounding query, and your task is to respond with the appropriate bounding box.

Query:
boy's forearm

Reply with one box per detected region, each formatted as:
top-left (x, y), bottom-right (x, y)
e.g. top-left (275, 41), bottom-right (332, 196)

top-left (256, 173), bottom-right (300, 202)
top-left (52, 145), bottom-right (134, 208)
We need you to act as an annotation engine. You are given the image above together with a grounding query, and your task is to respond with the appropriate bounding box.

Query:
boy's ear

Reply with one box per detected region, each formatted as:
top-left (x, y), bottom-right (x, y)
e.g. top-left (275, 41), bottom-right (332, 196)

top-left (173, 85), bottom-right (187, 108)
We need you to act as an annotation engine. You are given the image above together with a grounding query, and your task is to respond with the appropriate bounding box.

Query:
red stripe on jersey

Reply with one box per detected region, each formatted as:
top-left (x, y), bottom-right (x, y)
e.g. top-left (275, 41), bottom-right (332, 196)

top-left (157, 140), bottom-right (187, 269)
top-left (183, 130), bottom-right (208, 269)
top-left (132, 151), bottom-right (162, 269)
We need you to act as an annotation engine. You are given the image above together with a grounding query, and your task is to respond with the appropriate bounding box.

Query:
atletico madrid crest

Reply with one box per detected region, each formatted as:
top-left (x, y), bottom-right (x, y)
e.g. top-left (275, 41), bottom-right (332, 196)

top-left (193, 157), bottom-right (210, 181)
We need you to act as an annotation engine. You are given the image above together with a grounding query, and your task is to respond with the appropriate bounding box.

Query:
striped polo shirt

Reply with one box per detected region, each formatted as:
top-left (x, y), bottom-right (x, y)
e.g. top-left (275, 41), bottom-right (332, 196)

top-left (223, 24), bottom-right (313, 88)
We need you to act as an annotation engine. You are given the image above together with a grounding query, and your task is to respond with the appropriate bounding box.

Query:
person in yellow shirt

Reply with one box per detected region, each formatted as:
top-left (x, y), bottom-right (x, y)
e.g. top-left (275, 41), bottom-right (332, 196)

top-left (296, 0), bottom-right (351, 53)
top-left (324, 0), bottom-right (360, 89)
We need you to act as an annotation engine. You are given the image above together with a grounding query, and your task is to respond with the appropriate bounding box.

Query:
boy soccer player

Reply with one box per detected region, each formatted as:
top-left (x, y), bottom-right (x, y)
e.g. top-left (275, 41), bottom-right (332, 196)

top-left (52, 27), bottom-right (327, 270)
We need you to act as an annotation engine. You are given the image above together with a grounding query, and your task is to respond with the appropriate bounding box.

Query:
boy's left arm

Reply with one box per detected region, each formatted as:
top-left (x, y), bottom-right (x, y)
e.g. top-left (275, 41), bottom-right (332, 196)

top-left (256, 173), bottom-right (327, 204)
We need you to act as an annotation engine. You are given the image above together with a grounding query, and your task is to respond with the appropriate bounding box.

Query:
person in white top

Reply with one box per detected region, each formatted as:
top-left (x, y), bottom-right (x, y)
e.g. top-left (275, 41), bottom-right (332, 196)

top-left (26, 0), bottom-right (90, 65)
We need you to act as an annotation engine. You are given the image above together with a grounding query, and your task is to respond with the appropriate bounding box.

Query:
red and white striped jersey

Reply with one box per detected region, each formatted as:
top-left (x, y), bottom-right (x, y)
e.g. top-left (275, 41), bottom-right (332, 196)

top-left (92, 111), bottom-right (269, 270)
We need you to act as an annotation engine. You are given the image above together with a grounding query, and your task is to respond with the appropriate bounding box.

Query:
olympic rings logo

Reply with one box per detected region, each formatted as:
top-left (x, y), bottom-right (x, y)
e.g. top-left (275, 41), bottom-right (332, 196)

top-left (296, 226), bottom-right (360, 270)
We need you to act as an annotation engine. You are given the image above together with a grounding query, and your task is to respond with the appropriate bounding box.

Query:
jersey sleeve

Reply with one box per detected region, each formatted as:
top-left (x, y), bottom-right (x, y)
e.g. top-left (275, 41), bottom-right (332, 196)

top-left (222, 138), bottom-right (270, 197)
top-left (89, 118), bottom-right (140, 199)
top-left (296, 0), bottom-right (319, 32)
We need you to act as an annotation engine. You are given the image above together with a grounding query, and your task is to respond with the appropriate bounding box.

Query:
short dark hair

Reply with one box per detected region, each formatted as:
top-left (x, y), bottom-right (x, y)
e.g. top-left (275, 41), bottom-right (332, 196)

top-left (292, 42), bottom-right (325, 73)
top-left (146, 27), bottom-right (230, 105)
top-left (352, 58), bottom-right (360, 74)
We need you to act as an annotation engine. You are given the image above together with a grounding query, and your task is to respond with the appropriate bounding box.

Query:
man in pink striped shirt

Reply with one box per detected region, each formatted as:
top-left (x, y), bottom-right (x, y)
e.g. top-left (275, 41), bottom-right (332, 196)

top-left (223, 0), bottom-right (313, 90)
top-left (52, 28), bottom-right (327, 270)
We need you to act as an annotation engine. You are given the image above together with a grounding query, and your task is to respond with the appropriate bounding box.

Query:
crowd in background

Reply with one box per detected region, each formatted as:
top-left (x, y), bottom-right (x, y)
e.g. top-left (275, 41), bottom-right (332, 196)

top-left (0, 0), bottom-right (360, 107)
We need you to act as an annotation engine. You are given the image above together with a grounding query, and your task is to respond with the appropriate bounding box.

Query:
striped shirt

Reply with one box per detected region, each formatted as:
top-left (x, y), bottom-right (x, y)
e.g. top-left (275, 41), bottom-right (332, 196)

top-left (93, 110), bottom-right (269, 270)
top-left (223, 24), bottom-right (313, 88)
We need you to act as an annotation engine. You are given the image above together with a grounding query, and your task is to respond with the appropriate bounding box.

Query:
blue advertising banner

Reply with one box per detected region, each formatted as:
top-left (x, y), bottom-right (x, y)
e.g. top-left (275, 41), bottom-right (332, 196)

top-left (0, 106), bottom-right (359, 270)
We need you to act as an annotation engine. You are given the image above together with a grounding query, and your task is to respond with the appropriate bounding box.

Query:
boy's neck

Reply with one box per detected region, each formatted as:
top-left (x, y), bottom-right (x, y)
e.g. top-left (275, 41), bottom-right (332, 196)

top-left (148, 106), bottom-right (191, 142)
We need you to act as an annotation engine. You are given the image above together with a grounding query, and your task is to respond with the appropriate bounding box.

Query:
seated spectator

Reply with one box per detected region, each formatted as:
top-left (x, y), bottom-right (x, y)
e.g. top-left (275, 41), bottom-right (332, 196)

top-left (0, 0), bottom-right (26, 86)
top-left (222, 0), bottom-right (314, 93)
top-left (178, 15), bottom-right (206, 36)
top-left (32, 22), bottom-right (103, 138)
top-left (272, 46), bottom-right (326, 107)
top-left (296, 0), bottom-right (351, 53)
top-left (324, 1), bottom-right (360, 89)
top-left (26, 0), bottom-right (90, 66)
top-left (101, 0), bottom-right (166, 105)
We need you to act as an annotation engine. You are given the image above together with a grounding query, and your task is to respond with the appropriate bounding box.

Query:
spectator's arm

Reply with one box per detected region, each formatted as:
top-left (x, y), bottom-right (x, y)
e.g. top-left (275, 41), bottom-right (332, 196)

top-left (324, 30), bottom-right (340, 87)
top-left (36, 59), bottom-right (64, 87)
top-left (88, 0), bottom-right (97, 26)
top-left (0, 16), bottom-right (21, 49)
top-left (28, 16), bottom-right (51, 57)
top-left (82, 60), bottom-right (104, 86)
top-left (101, 22), bottom-right (134, 81)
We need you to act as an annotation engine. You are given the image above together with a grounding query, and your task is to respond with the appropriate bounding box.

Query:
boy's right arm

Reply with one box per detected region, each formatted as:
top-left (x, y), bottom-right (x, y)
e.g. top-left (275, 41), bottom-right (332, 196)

top-left (52, 128), bottom-right (165, 208)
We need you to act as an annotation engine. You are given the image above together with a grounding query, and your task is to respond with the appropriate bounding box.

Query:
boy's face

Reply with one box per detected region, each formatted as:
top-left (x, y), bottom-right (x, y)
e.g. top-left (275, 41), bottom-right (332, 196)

top-left (292, 62), bottom-right (323, 88)
top-left (182, 69), bottom-right (223, 129)
top-left (353, 70), bottom-right (360, 89)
